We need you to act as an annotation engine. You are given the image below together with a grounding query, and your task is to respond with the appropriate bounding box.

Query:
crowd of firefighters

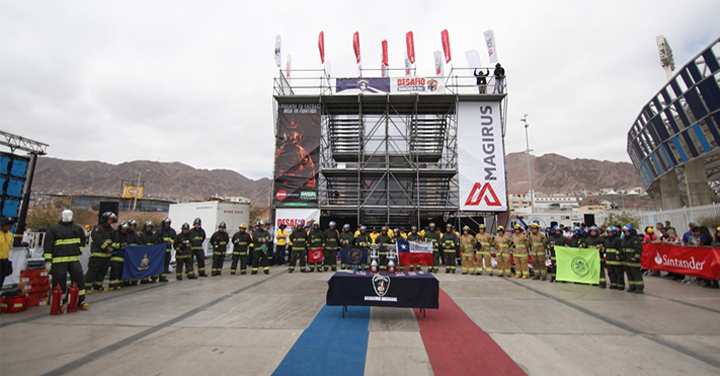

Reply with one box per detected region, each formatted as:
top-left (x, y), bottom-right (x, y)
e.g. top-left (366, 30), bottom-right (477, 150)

top-left (41, 209), bottom-right (647, 311)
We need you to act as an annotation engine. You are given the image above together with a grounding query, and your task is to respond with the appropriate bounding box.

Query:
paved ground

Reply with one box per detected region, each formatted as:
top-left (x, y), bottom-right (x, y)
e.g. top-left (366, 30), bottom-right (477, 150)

top-left (1, 265), bottom-right (719, 376)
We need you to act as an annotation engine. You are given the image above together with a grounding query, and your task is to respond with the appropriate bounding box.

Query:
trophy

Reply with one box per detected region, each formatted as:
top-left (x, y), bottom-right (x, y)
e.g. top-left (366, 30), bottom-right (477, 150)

top-left (369, 244), bottom-right (379, 274)
top-left (387, 245), bottom-right (397, 274)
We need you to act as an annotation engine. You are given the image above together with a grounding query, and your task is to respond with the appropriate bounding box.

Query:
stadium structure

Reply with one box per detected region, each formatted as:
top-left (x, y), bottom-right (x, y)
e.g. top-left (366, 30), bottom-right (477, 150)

top-left (628, 37), bottom-right (720, 210)
top-left (271, 69), bottom-right (509, 230)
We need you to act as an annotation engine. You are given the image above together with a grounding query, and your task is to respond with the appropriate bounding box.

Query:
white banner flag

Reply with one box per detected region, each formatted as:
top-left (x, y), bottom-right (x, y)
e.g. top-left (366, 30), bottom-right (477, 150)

top-left (433, 50), bottom-right (443, 76)
top-left (465, 50), bottom-right (481, 69)
top-left (409, 241), bottom-right (433, 253)
top-left (458, 101), bottom-right (507, 211)
top-left (274, 35), bottom-right (282, 67)
top-left (404, 52), bottom-right (411, 77)
top-left (483, 30), bottom-right (498, 64)
top-left (286, 54), bottom-right (292, 78)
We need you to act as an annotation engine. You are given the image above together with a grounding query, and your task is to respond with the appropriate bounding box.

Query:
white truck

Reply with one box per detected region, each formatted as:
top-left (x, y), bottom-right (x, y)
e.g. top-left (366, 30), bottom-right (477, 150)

top-left (168, 200), bottom-right (250, 255)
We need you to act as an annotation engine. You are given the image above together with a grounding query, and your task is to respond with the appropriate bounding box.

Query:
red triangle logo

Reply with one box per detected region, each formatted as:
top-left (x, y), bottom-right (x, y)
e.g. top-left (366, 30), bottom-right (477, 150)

top-left (464, 182), bottom-right (502, 206)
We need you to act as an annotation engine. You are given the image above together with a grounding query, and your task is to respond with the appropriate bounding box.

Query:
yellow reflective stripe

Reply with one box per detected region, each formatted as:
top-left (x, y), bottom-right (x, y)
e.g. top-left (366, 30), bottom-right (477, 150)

top-left (163, 237), bottom-right (173, 242)
top-left (52, 256), bottom-right (80, 263)
top-left (90, 252), bottom-right (111, 258)
top-left (532, 243), bottom-right (544, 246)
top-left (481, 242), bottom-right (490, 245)
top-left (101, 239), bottom-right (112, 249)
top-left (497, 244), bottom-right (509, 248)
top-left (54, 238), bottom-right (81, 246)
top-left (111, 256), bottom-right (125, 262)
top-left (515, 244), bottom-right (526, 248)
top-left (44, 253), bottom-right (53, 260)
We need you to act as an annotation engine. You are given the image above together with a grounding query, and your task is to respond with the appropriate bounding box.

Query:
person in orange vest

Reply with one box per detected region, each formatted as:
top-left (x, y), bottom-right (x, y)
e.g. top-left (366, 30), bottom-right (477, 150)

top-left (474, 224), bottom-right (494, 276)
top-left (493, 226), bottom-right (512, 277)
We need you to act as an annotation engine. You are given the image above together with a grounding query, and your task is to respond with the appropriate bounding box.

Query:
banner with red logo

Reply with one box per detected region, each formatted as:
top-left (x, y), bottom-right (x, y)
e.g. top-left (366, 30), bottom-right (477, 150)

top-left (274, 35), bottom-right (282, 67)
top-left (381, 40), bottom-right (388, 77)
top-left (308, 247), bottom-right (324, 263)
top-left (642, 244), bottom-right (720, 279)
top-left (406, 31), bottom-right (415, 64)
top-left (353, 31), bottom-right (362, 76)
top-left (275, 208), bottom-right (320, 229)
top-left (433, 50), bottom-right (443, 76)
top-left (458, 101), bottom-right (507, 211)
top-left (404, 52), bottom-right (411, 77)
top-left (318, 31), bottom-right (325, 64)
top-left (441, 29), bottom-right (451, 63)
top-left (273, 103), bottom-right (320, 207)
top-left (483, 29), bottom-right (498, 64)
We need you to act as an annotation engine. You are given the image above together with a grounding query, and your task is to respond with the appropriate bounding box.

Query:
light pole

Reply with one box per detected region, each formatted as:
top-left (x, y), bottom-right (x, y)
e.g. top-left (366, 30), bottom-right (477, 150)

top-left (132, 169), bottom-right (149, 211)
top-left (521, 114), bottom-right (534, 212)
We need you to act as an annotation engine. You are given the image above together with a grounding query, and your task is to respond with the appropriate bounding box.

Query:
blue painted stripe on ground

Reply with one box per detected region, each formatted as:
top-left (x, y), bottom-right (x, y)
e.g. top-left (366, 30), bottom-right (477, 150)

top-left (272, 305), bottom-right (370, 376)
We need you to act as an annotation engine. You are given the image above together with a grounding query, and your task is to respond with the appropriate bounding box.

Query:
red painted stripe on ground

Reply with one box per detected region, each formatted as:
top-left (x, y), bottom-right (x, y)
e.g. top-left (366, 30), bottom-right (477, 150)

top-left (415, 289), bottom-right (526, 376)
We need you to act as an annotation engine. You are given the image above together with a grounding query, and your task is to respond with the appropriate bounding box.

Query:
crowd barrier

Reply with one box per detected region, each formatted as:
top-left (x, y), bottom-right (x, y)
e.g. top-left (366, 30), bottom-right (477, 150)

top-left (641, 244), bottom-right (720, 280)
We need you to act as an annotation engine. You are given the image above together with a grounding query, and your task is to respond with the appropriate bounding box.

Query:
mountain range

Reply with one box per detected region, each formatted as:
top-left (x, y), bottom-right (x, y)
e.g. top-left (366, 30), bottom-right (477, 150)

top-left (30, 153), bottom-right (642, 204)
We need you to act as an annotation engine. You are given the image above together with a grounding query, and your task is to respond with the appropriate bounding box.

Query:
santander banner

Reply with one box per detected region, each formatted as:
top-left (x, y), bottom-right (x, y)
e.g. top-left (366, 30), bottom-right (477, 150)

top-left (406, 31), bottom-right (415, 64)
top-left (318, 31), bottom-right (325, 63)
top-left (642, 244), bottom-right (720, 279)
top-left (458, 101), bottom-right (507, 211)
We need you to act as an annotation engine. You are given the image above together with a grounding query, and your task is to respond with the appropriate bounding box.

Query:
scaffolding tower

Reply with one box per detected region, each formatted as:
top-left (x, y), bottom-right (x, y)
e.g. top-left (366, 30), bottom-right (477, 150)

top-left (273, 69), bottom-right (508, 229)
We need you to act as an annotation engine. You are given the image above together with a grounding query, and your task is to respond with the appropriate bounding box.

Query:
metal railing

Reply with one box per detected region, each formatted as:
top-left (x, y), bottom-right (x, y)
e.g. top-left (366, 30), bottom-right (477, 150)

top-left (632, 202), bottom-right (720, 229)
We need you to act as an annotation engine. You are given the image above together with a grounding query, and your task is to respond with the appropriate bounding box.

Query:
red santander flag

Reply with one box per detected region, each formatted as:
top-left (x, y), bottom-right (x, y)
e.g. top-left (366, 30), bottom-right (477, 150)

top-left (318, 31), bottom-right (325, 63)
top-left (441, 29), bottom-right (451, 63)
top-left (406, 31), bottom-right (415, 64)
top-left (353, 31), bottom-right (361, 63)
top-left (381, 40), bottom-right (388, 77)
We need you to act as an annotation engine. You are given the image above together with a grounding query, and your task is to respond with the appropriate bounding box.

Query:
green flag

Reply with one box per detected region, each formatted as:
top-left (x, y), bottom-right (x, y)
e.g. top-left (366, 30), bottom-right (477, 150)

top-left (555, 246), bottom-right (600, 284)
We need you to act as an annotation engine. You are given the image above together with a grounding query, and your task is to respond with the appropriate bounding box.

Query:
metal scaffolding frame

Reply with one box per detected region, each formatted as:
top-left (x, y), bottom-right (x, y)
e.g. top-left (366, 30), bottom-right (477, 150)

top-left (274, 68), bottom-right (508, 229)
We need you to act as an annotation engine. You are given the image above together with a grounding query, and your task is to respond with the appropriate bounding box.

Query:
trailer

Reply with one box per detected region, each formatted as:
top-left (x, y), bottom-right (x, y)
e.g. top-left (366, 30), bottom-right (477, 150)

top-left (168, 201), bottom-right (250, 255)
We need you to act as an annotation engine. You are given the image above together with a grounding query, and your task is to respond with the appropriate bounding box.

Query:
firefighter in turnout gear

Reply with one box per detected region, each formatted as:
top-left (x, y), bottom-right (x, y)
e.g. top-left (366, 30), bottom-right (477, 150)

top-left (474, 224), bottom-right (494, 276)
top-left (288, 224), bottom-right (308, 273)
top-left (323, 221), bottom-right (340, 271)
top-left (528, 223), bottom-right (548, 280)
top-left (583, 226), bottom-right (606, 288)
top-left (494, 226), bottom-right (512, 277)
top-left (125, 219), bottom-right (140, 285)
top-left (155, 217), bottom-right (175, 282)
top-left (188, 218), bottom-right (208, 277)
top-left (460, 226), bottom-right (476, 275)
top-left (307, 222), bottom-right (324, 272)
top-left (442, 224), bottom-right (459, 273)
top-left (425, 223), bottom-right (441, 273)
top-left (355, 225), bottom-right (371, 270)
top-left (604, 226), bottom-right (624, 290)
top-left (569, 227), bottom-right (585, 248)
top-left (139, 221), bottom-right (159, 284)
top-left (374, 227), bottom-right (393, 271)
top-left (407, 226), bottom-right (423, 271)
top-left (251, 221), bottom-right (271, 274)
top-left (85, 211), bottom-right (118, 293)
top-left (109, 222), bottom-right (129, 290)
top-left (209, 222), bottom-right (229, 276)
top-left (547, 226), bottom-right (568, 282)
top-left (511, 225), bottom-right (530, 279)
top-left (621, 224), bottom-right (644, 294)
top-left (339, 224), bottom-right (355, 270)
top-left (44, 210), bottom-right (89, 310)
top-left (231, 223), bottom-right (252, 274)
top-left (155, 217), bottom-right (177, 282)
top-left (174, 223), bottom-right (196, 280)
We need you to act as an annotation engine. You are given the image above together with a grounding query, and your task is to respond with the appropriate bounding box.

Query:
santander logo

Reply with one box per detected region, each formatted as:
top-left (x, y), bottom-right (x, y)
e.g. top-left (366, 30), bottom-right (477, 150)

top-left (654, 253), bottom-right (663, 265)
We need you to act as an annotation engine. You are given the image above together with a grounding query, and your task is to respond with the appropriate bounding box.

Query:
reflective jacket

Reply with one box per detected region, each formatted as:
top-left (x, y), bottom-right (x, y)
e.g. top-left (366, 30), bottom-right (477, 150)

top-left (323, 229), bottom-right (340, 250)
top-left (460, 234), bottom-right (476, 255)
top-left (289, 229), bottom-right (308, 250)
top-left (309, 228), bottom-right (324, 248)
top-left (231, 231), bottom-right (252, 254)
top-left (139, 230), bottom-right (158, 245)
top-left (528, 232), bottom-right (547, 254)
top-left (90, 223), bottom-right (116, 258)
top-left (44, 221), bottom-right (86, 263)
top-left (425, 230), bottom-right (441, 251)
top-left (511, 233), bottom-right (530, 255)
top-left (441, 231), bottom-right (459, 252)
top-left (174, 231), bottom-right (193, 255)
top-left (188, 228), bottom-right (206, 252)
top-left (252, 229), bottom-right (272, 253)
top-left (355, 232), bottom-right (371, 247)
top-left (339, 230), bottom-right (355, 246)
top-left (210, 230), bottom-right (230, 253)
top-left (475, 232), bottom-right (494, 253)
top-left (156, 226), bottom-right (177, 251)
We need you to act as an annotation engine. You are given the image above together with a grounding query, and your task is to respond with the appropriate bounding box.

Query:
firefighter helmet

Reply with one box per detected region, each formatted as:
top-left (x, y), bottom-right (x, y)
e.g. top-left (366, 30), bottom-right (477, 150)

top-left (161, 217), bottom-right (172, 225)
top-left (239, 223), bottom-right (247, 229)
top-left (329, 221), bottom-right (336, 227)
top-left (478, 224), bottom-right (486, 229)
top-left (429, 222), bottom-right (436, 228)
top-left (181, 223), bottom-right (190, 230)
top-left (218, 221), bottom-right (226, 228)
top-left (144, 221), bottom-right (154, 229)
top-left (411, 226), bottom-right (417, 231)
top-left (360, 225), bottom-right (367, 231)
top-left (343, 223), bottom-right (351, 229)
top-left (100, 211), bottom-right (116, 223)
top-left (463, 226), bottom-right (470, 231)
top-left (497, 226), bottom-right (505, 232)
top-left (193, 217), bottom-right (202, 225)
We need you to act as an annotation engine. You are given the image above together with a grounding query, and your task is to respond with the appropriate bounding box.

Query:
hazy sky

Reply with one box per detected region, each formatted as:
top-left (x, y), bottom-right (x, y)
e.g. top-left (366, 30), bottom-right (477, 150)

top-left (1, 1), bottom-right (719, 179)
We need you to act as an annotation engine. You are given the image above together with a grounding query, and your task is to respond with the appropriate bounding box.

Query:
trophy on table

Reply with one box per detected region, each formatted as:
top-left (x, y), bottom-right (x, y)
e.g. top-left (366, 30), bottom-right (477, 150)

top-left (369, 244), bottom-right (379, 274)
top-left (387, 245), bottom-right (397, 274)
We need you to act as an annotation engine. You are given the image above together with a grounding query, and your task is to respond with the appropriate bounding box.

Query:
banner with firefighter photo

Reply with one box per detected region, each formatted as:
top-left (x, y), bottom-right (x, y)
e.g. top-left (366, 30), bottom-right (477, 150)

top-left (274, 103), bottom-right (320, 207)
top-left (458, 101), bottom-right (507, 211)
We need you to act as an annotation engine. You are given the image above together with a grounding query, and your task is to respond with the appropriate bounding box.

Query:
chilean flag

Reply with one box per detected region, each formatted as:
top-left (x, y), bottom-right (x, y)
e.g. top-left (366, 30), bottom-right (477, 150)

top-left (397, 240), bottom-right (433, 265)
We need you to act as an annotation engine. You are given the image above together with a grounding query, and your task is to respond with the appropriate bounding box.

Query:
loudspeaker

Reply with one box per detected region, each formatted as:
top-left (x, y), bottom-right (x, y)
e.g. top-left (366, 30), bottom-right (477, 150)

top-left (98, 201), bottom-right (119, 223)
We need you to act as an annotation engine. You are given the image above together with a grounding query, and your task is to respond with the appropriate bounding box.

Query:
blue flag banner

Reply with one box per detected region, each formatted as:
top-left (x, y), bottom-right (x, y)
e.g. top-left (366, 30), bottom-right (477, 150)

top-left (122, 244), bottom-right (166, 280)
top-left (341, 246), bottom-right (368, 266)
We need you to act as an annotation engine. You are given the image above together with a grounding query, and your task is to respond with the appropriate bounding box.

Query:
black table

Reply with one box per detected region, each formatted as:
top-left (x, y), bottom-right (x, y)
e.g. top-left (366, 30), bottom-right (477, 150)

top-left (326, 270), bottom-right (439, 317)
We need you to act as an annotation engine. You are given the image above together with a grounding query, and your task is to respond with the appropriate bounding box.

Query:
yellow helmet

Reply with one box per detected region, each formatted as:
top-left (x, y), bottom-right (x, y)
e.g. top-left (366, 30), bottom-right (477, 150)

top-left (497, 226), bottom-right (505, 232)
top-left (462, 226), bottom-right (470, 231)
top-left (239, 223), bottom-right (247, 229)
top-left (646, 227), bottom-right (654, 234)
top-left (530, 223), bottom-right (540, 229)
top-left (478, 224), bottom-right (486, 229)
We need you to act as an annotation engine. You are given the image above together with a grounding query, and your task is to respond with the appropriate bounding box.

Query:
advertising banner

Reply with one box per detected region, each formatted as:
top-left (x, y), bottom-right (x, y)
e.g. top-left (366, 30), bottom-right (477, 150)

top-left (274, 35), bottom-right (282, 67)
top-left (274, 208), bottom-right (320, 229)
top-left (286, 54), bottom-right (292, 78)
top-left (404, 52), bottom-right (411, 77)
top-left (441, 29), bottom-right (451, 63)
top-left (122, 185), bottom-right (143, 199)
top-left (406, 31), bottom-right (415, 64)
top-left (336, 77), bottom-right (390, 94)
top-left (274, 104), bottom-right (320, 207)
top-left (483, 29), bottom-right (498, 64)
top-left (381, 40), bottom-right (389, 77)
top-left (555, 246), bottom-right (600, 284)
top-left (458, 101), bottom-right (507, 211)
top-left (391, 77), bottom-right (443, 93)
top-left (318, 31), bottom-right (325, 64)
top-left (353, 31), bottom-right (362, 76)
top-left (465, 50), bottom-right (481, 69)
top-left (433, 50), bottom-right (443, 76)
top-left (642, 244), bottom-right (720, 280)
